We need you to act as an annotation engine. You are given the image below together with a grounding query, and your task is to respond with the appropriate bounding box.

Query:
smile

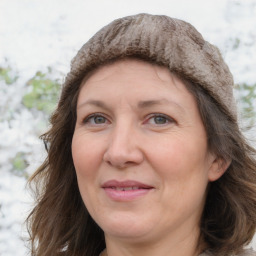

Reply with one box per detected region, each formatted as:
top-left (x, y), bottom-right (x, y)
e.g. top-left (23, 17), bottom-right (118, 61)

top-left (112, 186), bottom-right (140, 191)
top-left (102, 180), bottom-right (154, 201)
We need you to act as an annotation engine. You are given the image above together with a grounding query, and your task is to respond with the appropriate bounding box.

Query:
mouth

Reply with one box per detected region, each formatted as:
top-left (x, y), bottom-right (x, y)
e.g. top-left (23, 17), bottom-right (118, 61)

top-left (101, 180), bottom-right (154, 201)
top-left (109, 186), bottom-right (143, 191)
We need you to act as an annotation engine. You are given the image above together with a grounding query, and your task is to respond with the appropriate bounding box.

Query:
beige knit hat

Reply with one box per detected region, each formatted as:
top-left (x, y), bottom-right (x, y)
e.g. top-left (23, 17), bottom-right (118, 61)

top-left (64, 13), bottom-right (237, 120)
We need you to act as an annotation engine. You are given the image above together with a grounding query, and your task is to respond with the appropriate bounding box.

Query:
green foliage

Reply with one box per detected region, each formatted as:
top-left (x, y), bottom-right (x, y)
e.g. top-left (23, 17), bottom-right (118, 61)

top-left (0, 66), bottom-right (18, 85)
top-left (235, 82), bottom-right (256, 127)
top-left (11, 152), bottom-right (28, 177)
top-left (22, 68), bottom-right (61, 114)
top-left (232, 38), bottom-right (240, 50)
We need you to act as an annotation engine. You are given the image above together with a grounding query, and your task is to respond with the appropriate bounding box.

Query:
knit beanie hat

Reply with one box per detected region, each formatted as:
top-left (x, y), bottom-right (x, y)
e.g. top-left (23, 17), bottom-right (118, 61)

top-left (64, 13), bottom-right (237, 120)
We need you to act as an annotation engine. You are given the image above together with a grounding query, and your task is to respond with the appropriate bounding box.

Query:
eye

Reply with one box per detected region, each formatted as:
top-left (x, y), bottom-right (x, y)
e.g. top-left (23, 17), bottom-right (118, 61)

top-left (152, 116), bottom-right (168, 124)
top-left (83, 113), bottom-right (109, 125)
top-left (146, 114), bottom-right (175, 126)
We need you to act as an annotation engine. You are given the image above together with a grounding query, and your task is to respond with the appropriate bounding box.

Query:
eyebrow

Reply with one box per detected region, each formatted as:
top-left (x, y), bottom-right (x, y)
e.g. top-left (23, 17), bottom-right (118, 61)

top-left (77, 98), bottom-right (185, 113)
top-left (77, 100), bottom-right (110, 110)
top-left (137, 99), bottom-right (183, 110)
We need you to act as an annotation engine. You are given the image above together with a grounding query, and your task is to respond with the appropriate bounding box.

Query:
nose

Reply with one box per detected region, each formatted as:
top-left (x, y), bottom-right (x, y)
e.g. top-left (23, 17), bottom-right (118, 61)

top-left (103, 123), bottom-right (144, 169)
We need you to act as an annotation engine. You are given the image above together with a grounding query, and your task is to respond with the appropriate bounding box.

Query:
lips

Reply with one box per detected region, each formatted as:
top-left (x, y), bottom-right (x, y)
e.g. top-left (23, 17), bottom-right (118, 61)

top-left (101, 180), bottom-right (154, 201)
top-left (102, 180), bottom-right (153, 189)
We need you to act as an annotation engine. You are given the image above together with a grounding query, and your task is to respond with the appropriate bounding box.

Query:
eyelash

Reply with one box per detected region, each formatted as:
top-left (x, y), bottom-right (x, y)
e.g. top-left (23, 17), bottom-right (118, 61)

top-left (145, 113), bottom-right (176, 126)
top-left (82, 113), bottom-right (109, 125)
top-left (82, 113), bottom-right (176, 126)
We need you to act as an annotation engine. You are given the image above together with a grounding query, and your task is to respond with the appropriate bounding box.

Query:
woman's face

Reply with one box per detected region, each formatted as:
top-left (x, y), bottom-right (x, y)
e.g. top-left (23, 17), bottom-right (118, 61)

top-left (72, 59), bottom-right (222, 245)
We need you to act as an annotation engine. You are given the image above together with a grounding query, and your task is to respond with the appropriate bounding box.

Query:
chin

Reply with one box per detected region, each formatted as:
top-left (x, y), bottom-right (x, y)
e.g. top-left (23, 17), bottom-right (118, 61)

top-left (98, 213), bottom-right (153, 240)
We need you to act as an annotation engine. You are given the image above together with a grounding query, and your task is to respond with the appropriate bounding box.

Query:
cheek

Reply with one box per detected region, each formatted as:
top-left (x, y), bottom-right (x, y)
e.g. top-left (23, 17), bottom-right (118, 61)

top-left (71, 135), bottom-right (101, 211)
top-left (155, 138), bottom-right (209, 209)
top-left (72, 134), bottom-right (102, 180)
top-left (152, 135), bottom-right (208, 170)
top-left (148, 133), bottom-right (209, 193)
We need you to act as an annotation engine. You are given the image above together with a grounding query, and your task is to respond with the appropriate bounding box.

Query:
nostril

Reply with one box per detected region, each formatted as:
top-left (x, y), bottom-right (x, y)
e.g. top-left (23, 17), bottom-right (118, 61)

top-left (103, 151), bottom-right (144, 169)
top-left (103, 136), bottom-right (144, 168)
top-left (104, 159), bottom-right (129, 169)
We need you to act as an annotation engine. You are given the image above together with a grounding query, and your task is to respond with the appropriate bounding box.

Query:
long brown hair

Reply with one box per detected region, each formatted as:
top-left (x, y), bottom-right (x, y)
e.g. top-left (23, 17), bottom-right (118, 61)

top-left (185, 79), bottom-right (256, 255)
top-left (27, 60), bottom-right (256, 256)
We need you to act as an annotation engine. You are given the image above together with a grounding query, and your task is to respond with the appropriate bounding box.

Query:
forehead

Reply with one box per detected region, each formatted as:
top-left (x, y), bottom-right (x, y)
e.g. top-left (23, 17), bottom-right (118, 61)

top-left (80, 59), bottom-right (191, 98)
top-left (84, 59), bottom-right (172, 83)
top-left (77, 59), bottom-right (199, 115)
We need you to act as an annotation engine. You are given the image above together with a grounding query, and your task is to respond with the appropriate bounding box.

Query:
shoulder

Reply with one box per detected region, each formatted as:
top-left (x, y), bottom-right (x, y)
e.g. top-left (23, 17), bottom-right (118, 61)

top-left (200, 248), bottom-right (256, 256)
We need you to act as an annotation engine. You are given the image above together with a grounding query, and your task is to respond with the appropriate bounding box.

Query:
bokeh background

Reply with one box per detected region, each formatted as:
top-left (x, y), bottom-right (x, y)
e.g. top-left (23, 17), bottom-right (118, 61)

top-left (0, 0), bottom-right (255, 255)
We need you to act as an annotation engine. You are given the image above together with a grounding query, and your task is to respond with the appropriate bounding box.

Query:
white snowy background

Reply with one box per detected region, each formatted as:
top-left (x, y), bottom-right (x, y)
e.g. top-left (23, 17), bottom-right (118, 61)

top-left (0, 0), bottom-right (255, 255)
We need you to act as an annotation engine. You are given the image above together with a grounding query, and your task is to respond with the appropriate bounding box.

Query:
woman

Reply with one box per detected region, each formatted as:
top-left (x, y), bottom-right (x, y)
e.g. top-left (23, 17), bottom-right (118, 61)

top-left (27, 14), bottom-right (256, 256)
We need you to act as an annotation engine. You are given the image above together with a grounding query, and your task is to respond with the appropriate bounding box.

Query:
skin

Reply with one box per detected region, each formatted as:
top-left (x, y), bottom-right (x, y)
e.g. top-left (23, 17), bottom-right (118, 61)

top-left (72, 59), bottom-right (227, 256)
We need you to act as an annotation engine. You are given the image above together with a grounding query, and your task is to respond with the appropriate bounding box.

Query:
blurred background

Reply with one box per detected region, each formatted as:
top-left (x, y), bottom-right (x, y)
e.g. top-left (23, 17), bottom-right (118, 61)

top-left (0, 0), bottom-right (255, 255)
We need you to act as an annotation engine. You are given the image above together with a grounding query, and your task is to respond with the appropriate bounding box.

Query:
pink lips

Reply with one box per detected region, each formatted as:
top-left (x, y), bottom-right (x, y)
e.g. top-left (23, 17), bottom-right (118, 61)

top-left (102, 180), bottom-right (154, 201)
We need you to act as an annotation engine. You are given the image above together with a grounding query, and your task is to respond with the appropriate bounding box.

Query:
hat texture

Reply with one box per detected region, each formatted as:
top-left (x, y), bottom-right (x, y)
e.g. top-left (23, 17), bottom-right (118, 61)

top-left (64, 13), bottom-right (237, 120)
